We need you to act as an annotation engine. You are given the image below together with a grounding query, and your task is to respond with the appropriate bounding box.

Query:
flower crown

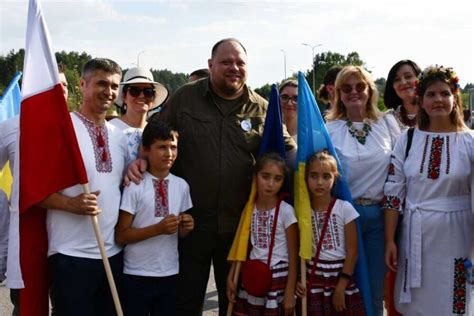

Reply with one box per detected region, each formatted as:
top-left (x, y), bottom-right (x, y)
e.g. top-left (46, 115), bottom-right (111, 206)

top-left (415, 65), bottom-right (461, 96)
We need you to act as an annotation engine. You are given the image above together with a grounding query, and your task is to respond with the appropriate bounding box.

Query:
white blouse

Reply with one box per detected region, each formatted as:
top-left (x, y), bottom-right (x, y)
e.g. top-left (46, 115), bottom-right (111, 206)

top-left (327, 115), bottom-right (401, 201)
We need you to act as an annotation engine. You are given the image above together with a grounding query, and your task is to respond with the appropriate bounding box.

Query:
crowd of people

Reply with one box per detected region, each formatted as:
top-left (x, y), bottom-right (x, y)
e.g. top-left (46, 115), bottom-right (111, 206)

top-left (0, 37), bottom-right (472, 316)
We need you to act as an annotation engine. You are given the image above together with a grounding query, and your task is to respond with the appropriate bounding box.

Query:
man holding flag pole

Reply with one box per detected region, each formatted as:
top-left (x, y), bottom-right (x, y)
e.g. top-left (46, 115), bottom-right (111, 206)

top-left (7, 0), bottom-right (129, 315)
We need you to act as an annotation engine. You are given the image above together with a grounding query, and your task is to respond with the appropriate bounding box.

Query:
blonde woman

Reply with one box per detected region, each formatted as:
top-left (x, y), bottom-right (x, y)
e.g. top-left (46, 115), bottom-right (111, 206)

top-left (326, 65), bottom-right (401, 316)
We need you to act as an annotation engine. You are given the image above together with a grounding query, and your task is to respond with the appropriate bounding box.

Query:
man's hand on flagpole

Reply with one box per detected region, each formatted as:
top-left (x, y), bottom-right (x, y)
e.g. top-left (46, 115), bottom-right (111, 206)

top-left (39, 191), bottom-right (102, 216)
top-left (123, 158), bottom-right (147, 186)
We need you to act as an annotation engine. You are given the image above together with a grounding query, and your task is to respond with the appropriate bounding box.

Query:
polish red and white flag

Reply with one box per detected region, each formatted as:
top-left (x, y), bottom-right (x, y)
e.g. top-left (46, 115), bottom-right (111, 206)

top-left (7, 0), bottom-right (87, 315)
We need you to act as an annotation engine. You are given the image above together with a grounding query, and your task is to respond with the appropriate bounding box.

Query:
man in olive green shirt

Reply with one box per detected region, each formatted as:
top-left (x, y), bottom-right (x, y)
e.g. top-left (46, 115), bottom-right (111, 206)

top-left (159, 38), bottom-right (295, 315)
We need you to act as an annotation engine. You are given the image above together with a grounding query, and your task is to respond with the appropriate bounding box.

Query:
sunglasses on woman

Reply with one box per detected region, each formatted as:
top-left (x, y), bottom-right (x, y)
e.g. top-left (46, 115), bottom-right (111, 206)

top-left (340, 82), bottom-right (367, 94)
top-left (126, 86), bottom-right (156, 98)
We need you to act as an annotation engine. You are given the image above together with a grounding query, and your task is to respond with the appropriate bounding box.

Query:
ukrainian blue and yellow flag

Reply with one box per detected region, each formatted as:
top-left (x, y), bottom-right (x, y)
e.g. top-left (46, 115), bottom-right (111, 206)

top-left (228, 84), bottom-right (287, 262)
top-left (0, 71), bottom-right (22, 197)
top-left (294, 72), bottom-right (373, 315)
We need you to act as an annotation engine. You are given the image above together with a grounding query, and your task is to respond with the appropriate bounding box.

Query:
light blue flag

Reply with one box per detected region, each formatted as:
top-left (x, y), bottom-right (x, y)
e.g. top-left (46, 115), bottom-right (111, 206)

top-left (294, 71), bottom-right (373, 316)
top-left (0, 71), bottom-right (22, 121)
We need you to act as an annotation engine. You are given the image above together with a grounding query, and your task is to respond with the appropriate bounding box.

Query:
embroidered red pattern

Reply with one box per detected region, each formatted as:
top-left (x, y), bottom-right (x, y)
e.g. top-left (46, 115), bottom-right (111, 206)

top-left (419, 135), bottom-right (429, 174)
top-left (153, 178), bottom-right (169, 217)
top-left (427, 136), bottom-right (443, 179)
top-left (312, 211), bottom-right (338, 252)
top-left (74, 112), bottom-right (112, 173)
top-left (452, 257), bottom-right (467, 314)
top-left (446, 136), bottom-right (450, 174)
top-left (382, 195), bottom-right (401, 210)
top-left (388, 163), bottom-right (395, 176)
top-left (252, 210), bottom-right (274, 249)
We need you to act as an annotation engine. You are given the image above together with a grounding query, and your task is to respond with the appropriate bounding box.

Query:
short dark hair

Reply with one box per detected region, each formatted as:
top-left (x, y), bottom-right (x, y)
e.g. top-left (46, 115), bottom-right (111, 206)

top-left (141, 120), bottom-right (178, 148)
top-left (189, 68), bottom-right (210, 80)
top-left (211, 38), bottom-right (247, 58)
top-left (82, 58), bottom-right (122, 81)
top-left (384, 60), bottom-right (421, 110)
top-left (317, 66), bottom-right (342, 102)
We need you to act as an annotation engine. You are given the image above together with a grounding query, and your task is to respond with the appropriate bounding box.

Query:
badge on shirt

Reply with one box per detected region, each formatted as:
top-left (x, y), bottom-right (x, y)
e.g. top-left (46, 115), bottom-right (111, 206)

top-left (240, 119), bottom-right (252, 132)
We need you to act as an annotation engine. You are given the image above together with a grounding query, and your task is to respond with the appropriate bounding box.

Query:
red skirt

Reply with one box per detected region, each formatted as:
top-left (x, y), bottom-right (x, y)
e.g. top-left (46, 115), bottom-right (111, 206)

top-left (297, 258), bottom-right (365, 316)
top-left (234, 261), bottom-right (288, 316)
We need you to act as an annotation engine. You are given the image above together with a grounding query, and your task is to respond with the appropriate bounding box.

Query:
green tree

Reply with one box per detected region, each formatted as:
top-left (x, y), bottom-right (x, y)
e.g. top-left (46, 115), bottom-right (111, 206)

top-left (55, 50), bottom-right (92, 110)
top-left (305, 51), bottom-right (365, 97)
top-left (253, 83), bottom-right (272, 100)
top-left (150, 69), bottom-right (188, 95)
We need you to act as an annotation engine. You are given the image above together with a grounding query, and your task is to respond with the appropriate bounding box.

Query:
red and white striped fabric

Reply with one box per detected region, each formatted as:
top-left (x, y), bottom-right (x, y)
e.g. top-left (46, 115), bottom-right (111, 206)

top-left (7, 1), bottom-right (87, 315)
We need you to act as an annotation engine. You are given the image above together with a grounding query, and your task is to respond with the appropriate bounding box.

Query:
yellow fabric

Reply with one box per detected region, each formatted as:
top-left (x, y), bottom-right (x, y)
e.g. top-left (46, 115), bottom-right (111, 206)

top-left (227, 179), bottom-right (257, 262)
top-left (294, 162), bottom-right (313, 260)
top-left (0, 165), bottom-right (12, 198)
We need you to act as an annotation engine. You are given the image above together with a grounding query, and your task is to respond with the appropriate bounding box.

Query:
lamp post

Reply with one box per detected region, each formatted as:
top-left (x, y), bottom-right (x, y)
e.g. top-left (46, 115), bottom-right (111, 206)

top-left (137, 50), bottom-right (146, 67)
top-left (280, 49), bottom-right (287, 80)
top-left (302, 43), bottom-right (322, 95)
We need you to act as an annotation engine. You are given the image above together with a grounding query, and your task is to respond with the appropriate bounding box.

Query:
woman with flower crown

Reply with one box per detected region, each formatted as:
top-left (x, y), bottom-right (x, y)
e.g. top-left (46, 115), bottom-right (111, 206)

top-left (326, 65), bottom-right (401, 316)
top-left (384, 65), bottom-right (473, 315)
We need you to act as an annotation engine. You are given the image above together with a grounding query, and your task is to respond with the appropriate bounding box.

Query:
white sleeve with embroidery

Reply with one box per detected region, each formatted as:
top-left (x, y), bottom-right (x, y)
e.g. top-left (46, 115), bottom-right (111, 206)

top-left (382, 129), bottom-right (408, 212)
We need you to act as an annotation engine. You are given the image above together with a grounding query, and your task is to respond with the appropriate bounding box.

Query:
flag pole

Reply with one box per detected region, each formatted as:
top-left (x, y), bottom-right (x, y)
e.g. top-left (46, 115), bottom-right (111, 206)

top-left (226, 261), bottom-right (242, 316)
top-left (300, 259), bottom-right (307, 316)
top-left (82, 184), bottom-right (123, 316)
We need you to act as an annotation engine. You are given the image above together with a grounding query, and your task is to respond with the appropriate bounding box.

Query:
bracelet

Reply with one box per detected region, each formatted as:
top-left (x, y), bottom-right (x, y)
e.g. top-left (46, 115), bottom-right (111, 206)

top-left (338, 272), bottom-right (352, 280)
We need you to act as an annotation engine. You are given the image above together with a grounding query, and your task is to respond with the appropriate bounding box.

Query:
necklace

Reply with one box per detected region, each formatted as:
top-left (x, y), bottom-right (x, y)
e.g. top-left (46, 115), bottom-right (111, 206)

top-left (396, 105), bottom-right (416, 127)
top-left (346, 119), bottom-right (372, 145)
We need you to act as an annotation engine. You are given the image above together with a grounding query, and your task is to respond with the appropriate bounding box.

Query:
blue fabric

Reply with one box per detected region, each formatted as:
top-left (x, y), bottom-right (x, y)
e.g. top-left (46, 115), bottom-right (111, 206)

top-left (123, 274), bottom-right (177, 316)
top-left (354, 203), bottom-right (386, 316)
top-left (258, 84), bottom-right (289, 194)
top-left (258, 84), bottom-right (285, 158)
top-left (0, 72), bottom-right (22, 121)
top-left (296, 72), bottom-right (373, 316)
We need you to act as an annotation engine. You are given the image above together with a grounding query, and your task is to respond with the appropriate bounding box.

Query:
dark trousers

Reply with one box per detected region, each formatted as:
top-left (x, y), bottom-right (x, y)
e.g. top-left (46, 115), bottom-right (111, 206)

top-left (176, 230), bottom-right (234, 316)
top-left (10, 289), bottom-right (19, 316)
top-left (123, 274), bottom-right (177, 316)
top-left (49, 252), bottom-right (123, 316)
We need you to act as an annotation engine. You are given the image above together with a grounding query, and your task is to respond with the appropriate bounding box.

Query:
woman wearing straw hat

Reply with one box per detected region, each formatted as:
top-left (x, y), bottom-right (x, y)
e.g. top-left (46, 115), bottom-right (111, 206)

top-left (110, 67), bottom-right (168, 160)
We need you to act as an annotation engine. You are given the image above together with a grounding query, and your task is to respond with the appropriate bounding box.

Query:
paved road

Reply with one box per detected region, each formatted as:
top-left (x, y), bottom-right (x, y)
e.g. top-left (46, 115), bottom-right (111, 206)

top-left (2, 270), bottom-right (473, 315)
top-left (0, 267), bottom-right (220, 315)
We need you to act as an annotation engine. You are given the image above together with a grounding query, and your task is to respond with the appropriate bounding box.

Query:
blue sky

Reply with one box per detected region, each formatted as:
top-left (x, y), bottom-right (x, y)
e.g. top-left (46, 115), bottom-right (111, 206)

top-left (1, 0), bottom-right (473, 88)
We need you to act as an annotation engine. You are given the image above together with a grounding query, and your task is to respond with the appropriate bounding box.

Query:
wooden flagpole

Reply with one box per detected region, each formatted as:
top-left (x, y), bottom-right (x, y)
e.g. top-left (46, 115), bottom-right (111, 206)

top-left (226, 261), bottom-right (242, 316)
top-left (83, 184), bottom-right (123, 316)
top-left (301, 258), bottom-right (307, 316)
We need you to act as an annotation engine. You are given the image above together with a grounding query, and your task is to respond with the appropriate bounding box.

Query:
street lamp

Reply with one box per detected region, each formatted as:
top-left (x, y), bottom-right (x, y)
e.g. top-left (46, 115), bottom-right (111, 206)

top-left (302, 43), bottom-right (322, 95)
top-left (137, 50), bottom-right (146, 67)
top-left (280, 49), bottom-right (287, 80)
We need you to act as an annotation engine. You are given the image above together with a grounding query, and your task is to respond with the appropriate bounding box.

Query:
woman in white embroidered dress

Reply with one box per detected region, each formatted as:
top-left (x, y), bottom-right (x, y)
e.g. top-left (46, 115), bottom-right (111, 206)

top-left (384, 60), bottom-right (421, 130)
top-left (326, 66), bottom-right (401, 316)
top-left (110, 67), bottom-right (168, 159)
top-left (384, 65), bottom-right (473, 315)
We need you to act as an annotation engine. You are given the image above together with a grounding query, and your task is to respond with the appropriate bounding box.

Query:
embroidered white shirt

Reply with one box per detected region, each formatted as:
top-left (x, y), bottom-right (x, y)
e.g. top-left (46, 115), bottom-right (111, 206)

top-left (327, 116), bottom-right (400, 201)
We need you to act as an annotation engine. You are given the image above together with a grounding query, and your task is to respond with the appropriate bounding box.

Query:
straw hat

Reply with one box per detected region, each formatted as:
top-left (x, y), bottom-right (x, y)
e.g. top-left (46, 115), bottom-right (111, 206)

top-left (115, 67), bottom-right (168, 111)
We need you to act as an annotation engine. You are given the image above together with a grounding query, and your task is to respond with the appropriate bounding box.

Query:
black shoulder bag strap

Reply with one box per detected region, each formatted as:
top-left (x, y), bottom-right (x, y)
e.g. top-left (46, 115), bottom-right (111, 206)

top-left (405, 127), bottom-right (415, 159)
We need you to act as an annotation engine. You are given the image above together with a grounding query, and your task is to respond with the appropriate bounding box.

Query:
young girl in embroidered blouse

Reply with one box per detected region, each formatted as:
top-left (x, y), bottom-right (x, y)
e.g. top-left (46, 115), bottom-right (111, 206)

top-left (384, 65), bottom-right (473, 315)
top-left (227, 152), bottom-right (298, 316)
top-left (296, 150), bottom-right (365, 315)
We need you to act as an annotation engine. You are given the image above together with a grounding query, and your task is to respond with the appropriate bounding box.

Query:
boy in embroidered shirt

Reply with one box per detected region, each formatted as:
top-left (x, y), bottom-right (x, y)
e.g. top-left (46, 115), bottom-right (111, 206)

top-left (115, 120), bottom-right (193, 316)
